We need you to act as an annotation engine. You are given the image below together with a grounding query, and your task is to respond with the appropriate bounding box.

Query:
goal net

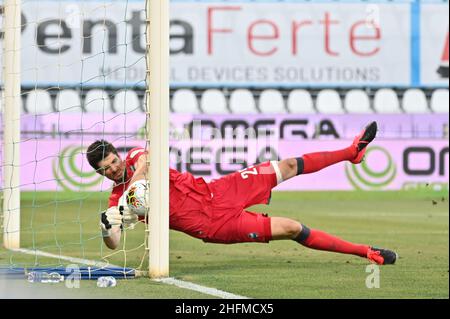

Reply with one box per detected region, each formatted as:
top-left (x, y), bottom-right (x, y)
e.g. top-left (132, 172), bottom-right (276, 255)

top-left (0, 0), bottom-right (168, 279)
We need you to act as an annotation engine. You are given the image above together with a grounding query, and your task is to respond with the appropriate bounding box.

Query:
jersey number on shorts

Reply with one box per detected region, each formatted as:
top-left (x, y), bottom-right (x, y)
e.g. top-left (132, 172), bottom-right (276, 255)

top-left (239, 166), bottom-right (258, 180)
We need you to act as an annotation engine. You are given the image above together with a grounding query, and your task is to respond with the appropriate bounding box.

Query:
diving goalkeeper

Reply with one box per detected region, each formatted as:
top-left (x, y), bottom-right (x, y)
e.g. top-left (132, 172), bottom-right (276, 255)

top-left (86, 121), bottom-right (397, 265)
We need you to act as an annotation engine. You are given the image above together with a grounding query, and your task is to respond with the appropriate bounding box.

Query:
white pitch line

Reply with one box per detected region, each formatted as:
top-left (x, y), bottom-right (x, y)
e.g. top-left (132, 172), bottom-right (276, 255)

top-left (154, 277), bottom-right (249, 299)
top-left (11, 248), bottom-right (117, 268)
top-left (10, 248), bottom-right (249, 299)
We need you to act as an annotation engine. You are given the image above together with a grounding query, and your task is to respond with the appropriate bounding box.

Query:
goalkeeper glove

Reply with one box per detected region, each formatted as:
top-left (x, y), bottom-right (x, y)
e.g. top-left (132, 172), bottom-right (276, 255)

top-left (118, 192), bottom-right (139, 230)
top-left (100, 206), bottom-right (122, 237)
top-left (120, 205), bottom-right (139, 230)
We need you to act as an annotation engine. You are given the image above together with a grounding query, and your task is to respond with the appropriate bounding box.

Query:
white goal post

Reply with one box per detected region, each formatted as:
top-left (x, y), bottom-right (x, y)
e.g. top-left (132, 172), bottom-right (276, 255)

top-left (1, 0), bottom-right (170, 279)
top-left (2, 0), bottom-right (21, 250)
top-left (146, 0), bottom-right (170, 279)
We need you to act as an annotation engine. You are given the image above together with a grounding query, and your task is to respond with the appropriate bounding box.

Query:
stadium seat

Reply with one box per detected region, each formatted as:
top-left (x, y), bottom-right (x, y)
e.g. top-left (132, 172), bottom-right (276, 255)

top-left (402, 89), bottom-right (429, 113)
top-left (430, 89), bottom-right (449, 113)
top-left (229, 89), bottom-right (258, 114)
top-left (25, 89), bottom-right (53, 114)
top-left (171, 89), bottom-right (200, 114)
top-left (286, 89), bottom-right (315, 114)
top-left (258, 89), bottom-right (286, 113)
top-left (316, 89), bottom-right (344, 114)
top-left (55, 90), bottom-right (82, 113)
top-left (113, 90), bottom-right (141, 113)
top-left (373, 89), bottom-right (401, 113)
top-left (344, 90), bottom-right (372, 113)
top-left (200, 89), bottom-right (229, 114)
top-left (84, 89), bottom-right (112, 113)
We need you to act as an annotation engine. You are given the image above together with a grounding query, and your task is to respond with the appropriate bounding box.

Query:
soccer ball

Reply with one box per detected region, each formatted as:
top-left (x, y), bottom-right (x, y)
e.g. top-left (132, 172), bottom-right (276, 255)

top-left (125, 180), bottom-right (148, 216)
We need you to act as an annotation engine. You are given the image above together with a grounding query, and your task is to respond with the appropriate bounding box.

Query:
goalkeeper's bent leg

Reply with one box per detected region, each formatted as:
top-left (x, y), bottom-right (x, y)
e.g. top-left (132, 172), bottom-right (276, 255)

top-left (277, 146), bottom-right (357, 181)
top-left (270, 218), bottom-right (369, 258)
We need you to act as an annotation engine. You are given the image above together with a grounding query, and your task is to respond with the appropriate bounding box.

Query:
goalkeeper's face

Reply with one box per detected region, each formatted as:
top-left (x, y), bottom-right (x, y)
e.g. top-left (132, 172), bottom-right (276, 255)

top-left (97, 153), bottom-right (126, 182)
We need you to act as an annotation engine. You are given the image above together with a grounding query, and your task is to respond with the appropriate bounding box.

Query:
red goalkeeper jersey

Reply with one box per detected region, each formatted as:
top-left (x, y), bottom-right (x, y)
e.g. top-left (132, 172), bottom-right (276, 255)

top-left (108, 147), bottom-right (275, 243)
top-left (108, 147), bottom-right (213, 240)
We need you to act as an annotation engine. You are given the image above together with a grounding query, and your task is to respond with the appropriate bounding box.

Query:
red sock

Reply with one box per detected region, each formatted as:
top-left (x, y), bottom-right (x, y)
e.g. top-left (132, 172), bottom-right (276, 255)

top-left (298, 228), bottom-right (369, 258)
top-left (301, 147), bottom-right (357, 174)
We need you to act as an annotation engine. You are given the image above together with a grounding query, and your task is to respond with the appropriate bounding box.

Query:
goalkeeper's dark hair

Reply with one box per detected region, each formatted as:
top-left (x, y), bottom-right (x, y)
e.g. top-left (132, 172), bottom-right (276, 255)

top-left (86, 140), bottom-right (119, 170)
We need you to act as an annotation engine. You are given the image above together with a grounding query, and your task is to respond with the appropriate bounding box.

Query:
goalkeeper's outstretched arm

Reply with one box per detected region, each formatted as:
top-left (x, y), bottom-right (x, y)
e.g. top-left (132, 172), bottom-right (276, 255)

top-left (103, 226), bottom-right (121, 250)
top-left (101, 207), bottom-right (123, 250)
top-left (128, 153), bottom-right (148, 186)
top-left (100, 203), bottom-right (139, 250)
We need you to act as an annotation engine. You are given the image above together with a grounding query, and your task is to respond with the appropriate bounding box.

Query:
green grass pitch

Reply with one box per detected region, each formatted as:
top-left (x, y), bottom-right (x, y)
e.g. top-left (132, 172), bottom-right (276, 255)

top-left (0, 190), bottom-right (448, 299)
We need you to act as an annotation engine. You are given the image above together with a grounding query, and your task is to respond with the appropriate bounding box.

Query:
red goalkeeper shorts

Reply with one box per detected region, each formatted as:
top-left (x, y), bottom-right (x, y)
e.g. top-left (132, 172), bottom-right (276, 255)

top-left (203, 161), bottom-right (281, 244)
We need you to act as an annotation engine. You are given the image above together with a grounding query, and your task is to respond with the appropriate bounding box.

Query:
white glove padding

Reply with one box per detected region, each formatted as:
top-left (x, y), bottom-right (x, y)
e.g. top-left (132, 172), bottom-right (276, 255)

top-left (100, 206), bottom-right (122, 237)
top-left (118, 192), bottom-right (139, 230)
top-left (120, 205), bottom-right (139, 230)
